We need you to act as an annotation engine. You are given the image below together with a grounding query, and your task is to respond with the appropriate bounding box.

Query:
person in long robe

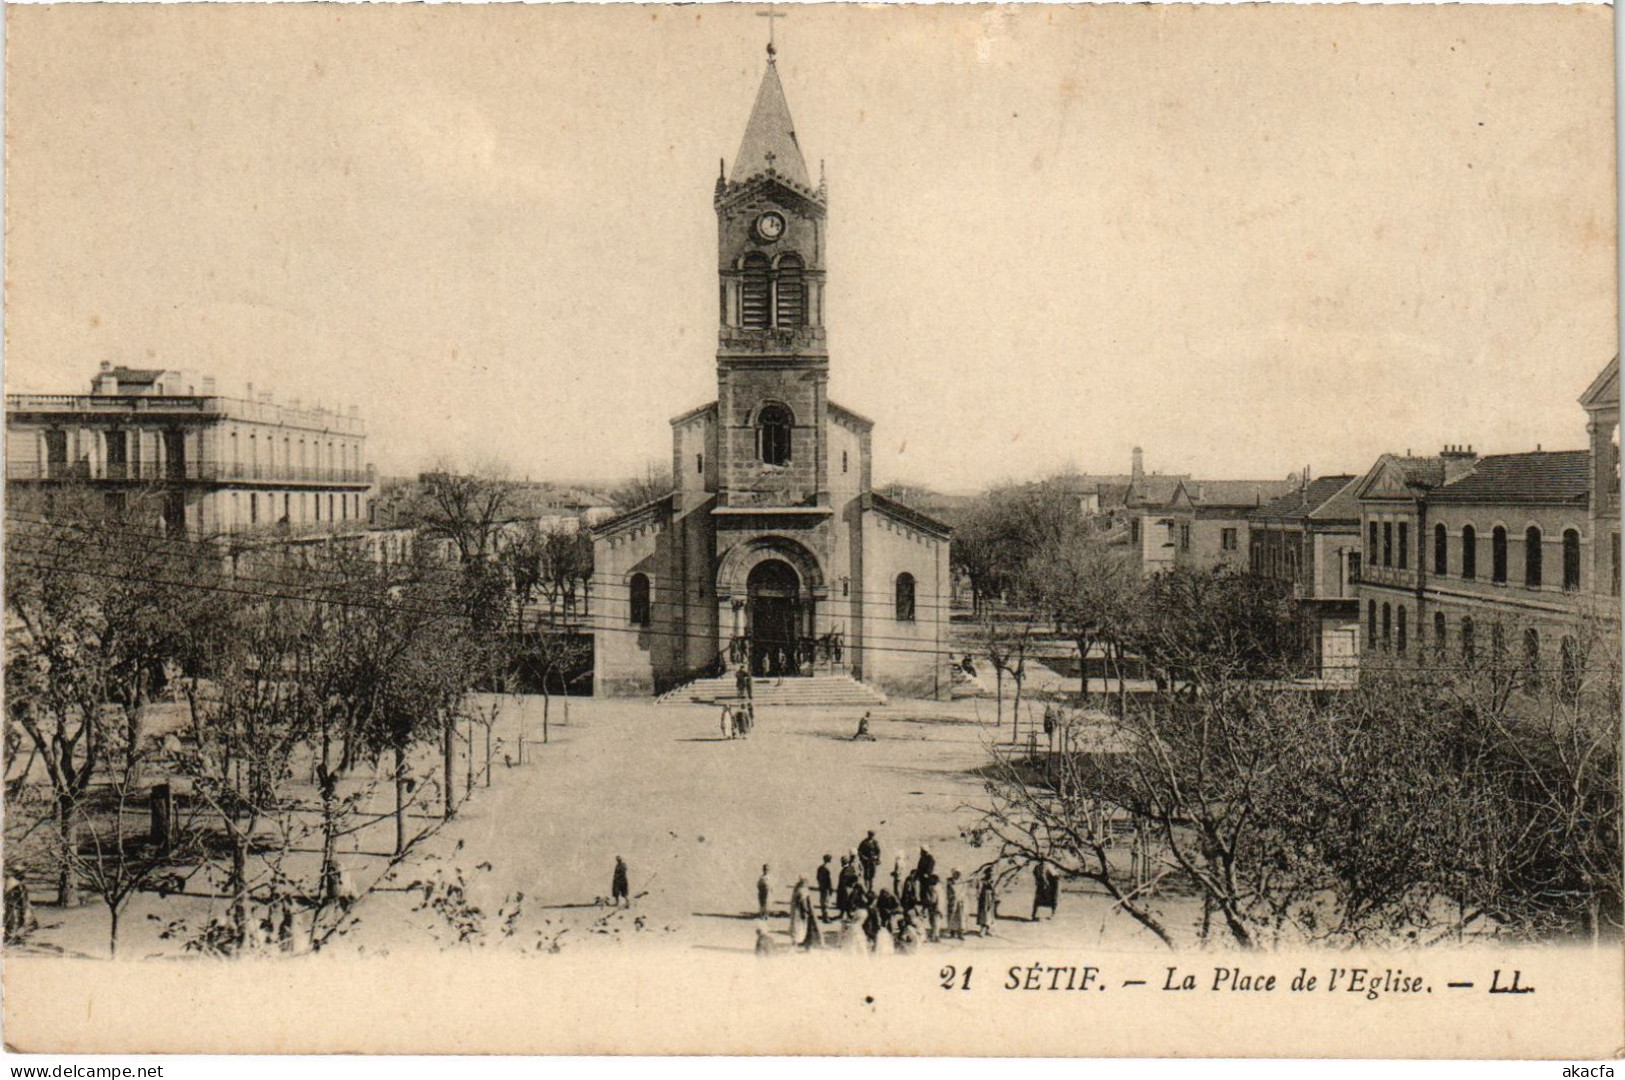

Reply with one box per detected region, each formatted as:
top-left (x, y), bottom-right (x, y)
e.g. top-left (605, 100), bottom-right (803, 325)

top-left (900, 868), bottom-right (919, 916)
top-left (944, 870), bottom-right (966, 940)
top-left (916, 845), bottom-right (936, 881)
top-left (720, 704), bottom-right (734, 739)
top-left (975, 868), bottom-right (997, 936)
top-left (876, 887), bottom-right (899, 932)
top-left (611, 856), bottom-right (630, 908)
top-left (836, 855), bottom-right (859, 918)
top-left (838, 909), bottom-right (867, 954)
top-left (921, 873), bottom-right (941, 943)
top-left (862, 898), bottom-right (883, 951)
top-left (789, 877), bottom-right (810, 947)
top-left (1031, 861), bottom-right (1059, 920)
top-left (758, 864), bottom-right (772, 918)
top-left (895, 915), bottom-right (923, 955)
top-left (891, 856), bottom-right (903, 898)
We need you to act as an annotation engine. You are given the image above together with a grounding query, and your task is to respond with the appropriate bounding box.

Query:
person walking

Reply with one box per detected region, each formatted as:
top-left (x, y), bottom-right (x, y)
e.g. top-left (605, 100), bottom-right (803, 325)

top-left (611, 856), bottom-right (630, 908)
top-left (858, 831), bottom-right (881, 890)
top-left (735, 665), bottom-right (753, 702)
top-left (816, 854), bottom-right (835, 921)
top-left (975, 867), bottom-right (997, 936)
top-left (757, 864), bottom-right (772, 919)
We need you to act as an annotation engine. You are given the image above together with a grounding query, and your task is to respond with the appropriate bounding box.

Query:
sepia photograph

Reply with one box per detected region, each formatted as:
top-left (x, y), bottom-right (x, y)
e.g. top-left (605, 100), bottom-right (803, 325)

top-left (1, 0), bottom-right (1620, 1059)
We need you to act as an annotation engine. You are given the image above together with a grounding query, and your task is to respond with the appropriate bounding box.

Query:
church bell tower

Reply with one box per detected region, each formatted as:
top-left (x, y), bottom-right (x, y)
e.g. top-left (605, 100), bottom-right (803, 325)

top-left (713, 43), bottom-right (830, 509)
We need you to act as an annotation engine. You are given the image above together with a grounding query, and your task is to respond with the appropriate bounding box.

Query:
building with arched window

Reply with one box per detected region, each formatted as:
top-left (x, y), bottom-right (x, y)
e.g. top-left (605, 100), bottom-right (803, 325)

top-left (593, 45), bottom-right (951, 699)
top-left (1350, 356), bottom-right (1619, 685)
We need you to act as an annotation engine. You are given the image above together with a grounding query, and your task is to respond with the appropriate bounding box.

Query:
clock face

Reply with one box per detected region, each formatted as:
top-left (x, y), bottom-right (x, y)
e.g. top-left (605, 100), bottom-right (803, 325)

top-left (755, 211), bottom-right (786, 242)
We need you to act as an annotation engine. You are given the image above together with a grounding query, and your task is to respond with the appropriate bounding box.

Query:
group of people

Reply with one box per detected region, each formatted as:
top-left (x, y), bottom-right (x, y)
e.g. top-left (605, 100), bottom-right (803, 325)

top-left (758, 832), bottom-right (1000, 956)
top-left (720, 700), bottom-right (757, 739)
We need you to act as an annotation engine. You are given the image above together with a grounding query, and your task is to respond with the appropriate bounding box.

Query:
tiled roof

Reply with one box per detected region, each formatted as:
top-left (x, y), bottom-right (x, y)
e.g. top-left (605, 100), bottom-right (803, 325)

top-left (1252, 475), bottom-right (1358, 522)
top-left (1429, 450), bottom-right (1591, 504)
top-left (1126, 477), bottom-right (1185, 507)
top-left (730, 61), bottom-right (811, 189)
top-left (1186, 479), bottom-right (1298, 508)
top-left (864, 492), bottom-right (953, 539)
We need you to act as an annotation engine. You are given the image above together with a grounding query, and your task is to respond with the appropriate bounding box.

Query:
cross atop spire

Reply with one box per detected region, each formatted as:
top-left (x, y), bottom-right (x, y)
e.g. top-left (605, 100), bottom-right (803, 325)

top-left (728, 47), bottom-right (811, 189)
top-left (757, 8), bottom-right (784, 61)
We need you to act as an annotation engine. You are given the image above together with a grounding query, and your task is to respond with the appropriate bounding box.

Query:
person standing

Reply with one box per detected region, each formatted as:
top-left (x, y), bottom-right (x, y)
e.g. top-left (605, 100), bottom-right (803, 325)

top-left (900, 867), bottom-right (919, 917)
top-left (757, 864), bottom-right (772, 919)
top-left (837, 854), bottom-right (860, 918)
top-left (720, 703), bottom-right (735, 740)
top-left (916, 845), bottom-right (936, 882)
top-left (736, 665), bottom-right (753, 702)
top-left (858, 831), bottom-right (881, 890)
top-left (611, 856), bottom-right (630, 908)
top-left (816, 854), bottom-right (835, 921)
top-left (1031, 861), bottom-right (1059, 921)
top-left (921, 870), bottom-right (942, 943)
top-left (945, 870), bottom-right (966, 940)
top-left (975, 867), bottom-right (997, 936)
top-left (891, 856), bottom-right (903, 898)
top-left (790, 877), bottom-right (810, 947)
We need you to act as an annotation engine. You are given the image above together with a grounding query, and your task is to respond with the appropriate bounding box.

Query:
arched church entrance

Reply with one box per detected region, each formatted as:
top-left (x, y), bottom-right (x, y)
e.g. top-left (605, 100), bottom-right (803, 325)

top-left (747, 559), bottom-right (805, 677)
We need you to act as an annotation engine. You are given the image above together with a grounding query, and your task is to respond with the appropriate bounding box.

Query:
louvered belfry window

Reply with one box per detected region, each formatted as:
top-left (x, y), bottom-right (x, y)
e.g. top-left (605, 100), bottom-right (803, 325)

top-left (741, 253), bottom-right (771, 329)
top-left (775, 254), bottom-right (805, 328)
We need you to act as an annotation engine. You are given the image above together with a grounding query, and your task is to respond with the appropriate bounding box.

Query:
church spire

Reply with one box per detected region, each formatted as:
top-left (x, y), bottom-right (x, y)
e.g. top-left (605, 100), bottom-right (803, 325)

top-left (729, 53), bottom-right (812, 190)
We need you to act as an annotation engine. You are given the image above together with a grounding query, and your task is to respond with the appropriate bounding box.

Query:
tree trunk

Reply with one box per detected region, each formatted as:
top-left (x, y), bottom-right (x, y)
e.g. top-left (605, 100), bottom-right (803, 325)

top-left (485, 724), bottom-right (493, 787)
top-left (319, 737), bottom-right (340, 903)
top-left (995, 667), bottom-right (1004, 732)
top-left (394, 746), bottom-right (407, 857)
top-left (442, 717), bottom-right (455, 822)
top-left (107, 902), bottom-right (121, 959)
top-left (465, 717), bottom-right (475, 800)
top-left (1077, 638), bottom-right (1089, 702)
top-left (230, 833), bottom-right (249, 949)
top-left (542, 690), bottom-right (551, 746)
top-left (55, 793), bottom-right (78, 908)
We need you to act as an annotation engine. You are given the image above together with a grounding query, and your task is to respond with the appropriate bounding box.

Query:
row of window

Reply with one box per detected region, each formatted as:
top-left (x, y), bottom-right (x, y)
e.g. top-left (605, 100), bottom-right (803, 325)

top-left (227, 489), bottom-right (363, 530)
top-left (1365, 600), bottom-right (1584, 697)
top-left (625, 571), bottom-right (919, 626)
top-left (1367, 521), bottom-right (1584, 590)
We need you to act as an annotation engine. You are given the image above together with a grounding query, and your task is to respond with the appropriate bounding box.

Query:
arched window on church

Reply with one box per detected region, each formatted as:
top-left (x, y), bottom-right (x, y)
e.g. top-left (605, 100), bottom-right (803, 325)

top-left (629, 573), bottom-right (652, 627)
top-left (774, 253), bottom-right (805, 328)
top-left (740, 253), bottom-right (771, 330)
top-left (895, 573), bottom-right (916, 622)
top-left (758, 404), bottom-right (792, 467)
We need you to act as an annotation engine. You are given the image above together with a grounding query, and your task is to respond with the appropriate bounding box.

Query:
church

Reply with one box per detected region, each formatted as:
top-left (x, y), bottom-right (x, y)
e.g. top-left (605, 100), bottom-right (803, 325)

top-left (593, 43), bottom-right (953, 700)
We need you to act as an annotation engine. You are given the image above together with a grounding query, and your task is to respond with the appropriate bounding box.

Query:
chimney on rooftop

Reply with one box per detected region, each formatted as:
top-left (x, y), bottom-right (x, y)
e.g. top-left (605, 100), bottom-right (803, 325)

top-left (1440, 443), bottom-right (1479, 483)
top-left (1132, 446), bottom-right (1144, 482)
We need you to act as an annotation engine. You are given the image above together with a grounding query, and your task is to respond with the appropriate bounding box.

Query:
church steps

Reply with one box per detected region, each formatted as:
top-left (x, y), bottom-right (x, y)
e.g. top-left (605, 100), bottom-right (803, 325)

top-left (656, 673), bottom-right (888, 708)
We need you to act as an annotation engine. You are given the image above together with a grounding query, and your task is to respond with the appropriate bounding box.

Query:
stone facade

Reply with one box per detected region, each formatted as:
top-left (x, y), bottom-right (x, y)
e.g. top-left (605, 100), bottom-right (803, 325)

top-left (592, 51), bottom-right (951, 699)
top-left (5, 363), bottom-right (374, 538)
top-left (1352, 357), bottom-right (1620, 680)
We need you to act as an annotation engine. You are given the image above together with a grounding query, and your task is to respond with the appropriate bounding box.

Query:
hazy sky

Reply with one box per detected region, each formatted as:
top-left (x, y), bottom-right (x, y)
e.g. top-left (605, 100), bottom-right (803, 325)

top-left (5, 4), bottom-right (1616, 491)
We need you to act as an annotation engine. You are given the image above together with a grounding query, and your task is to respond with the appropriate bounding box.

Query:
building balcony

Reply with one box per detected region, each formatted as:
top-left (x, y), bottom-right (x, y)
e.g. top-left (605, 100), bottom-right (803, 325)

top-left (5, 393), bottom-right (366, 436)
top-left (8, 460), bottom-right (376, 486)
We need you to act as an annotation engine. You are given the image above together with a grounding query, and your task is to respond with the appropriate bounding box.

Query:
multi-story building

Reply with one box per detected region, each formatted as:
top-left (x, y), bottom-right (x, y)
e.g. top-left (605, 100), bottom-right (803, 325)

top-left (1248, 474), bottom-right (1363, 680)
top-left (1128, 472), bottom-right (1297, 577)
top-left (6, 362), bottom-right (374, 538)
top-left (1352, 357), bottom-right (1619, 681)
